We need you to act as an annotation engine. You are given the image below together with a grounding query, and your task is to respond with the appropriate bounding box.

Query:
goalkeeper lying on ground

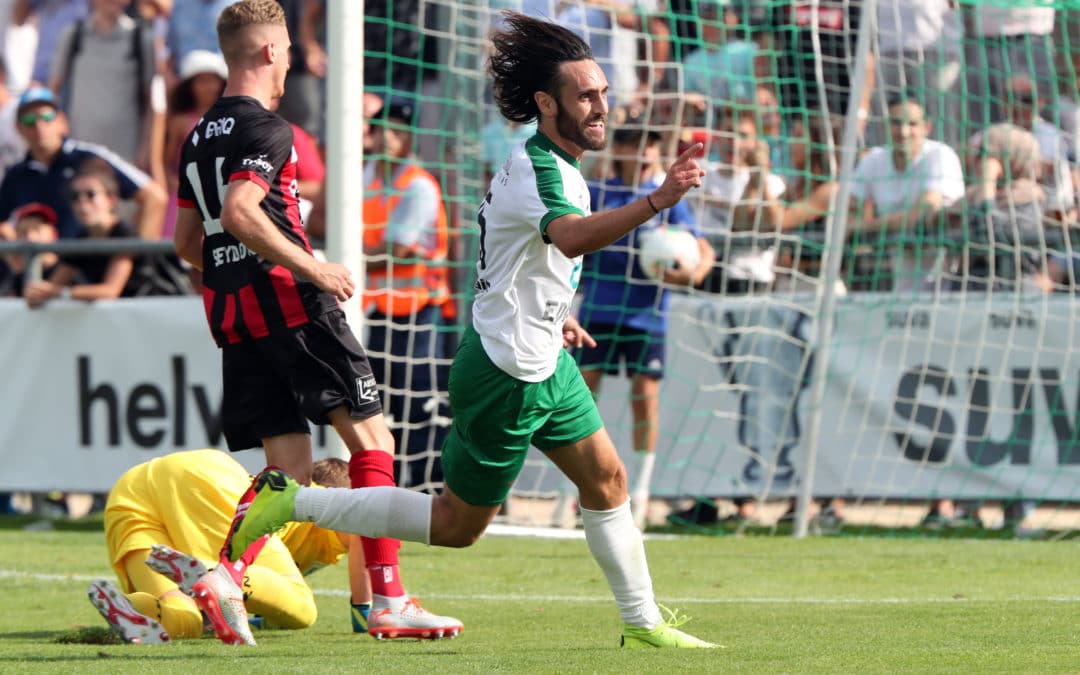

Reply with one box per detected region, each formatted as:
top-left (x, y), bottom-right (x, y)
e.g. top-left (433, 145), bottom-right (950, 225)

top-left (87, 449), bottom-right (375, 644)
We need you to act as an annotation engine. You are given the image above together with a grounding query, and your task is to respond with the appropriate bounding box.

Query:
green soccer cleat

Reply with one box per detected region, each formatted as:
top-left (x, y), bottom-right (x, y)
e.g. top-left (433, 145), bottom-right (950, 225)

top-left (621, 605), bottom-right (721, 649)
top-left (224, 468), bottom-right (299, 562)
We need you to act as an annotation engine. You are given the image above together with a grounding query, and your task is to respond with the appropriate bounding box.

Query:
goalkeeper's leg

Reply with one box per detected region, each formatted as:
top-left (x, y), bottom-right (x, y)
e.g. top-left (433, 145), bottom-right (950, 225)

top-left (121, 548), bottom-right (204, 640)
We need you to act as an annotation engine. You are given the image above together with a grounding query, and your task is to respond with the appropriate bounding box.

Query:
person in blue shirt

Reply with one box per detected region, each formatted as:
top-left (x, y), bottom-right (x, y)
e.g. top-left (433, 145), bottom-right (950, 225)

top-left (0, 87), bottom-right (165, 241)
top-left (576, 118), bottom-right (715, 529)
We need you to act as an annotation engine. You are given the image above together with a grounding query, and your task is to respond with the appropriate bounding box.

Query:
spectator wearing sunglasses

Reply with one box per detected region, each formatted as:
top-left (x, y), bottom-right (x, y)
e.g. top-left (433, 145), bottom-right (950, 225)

top-left (22, 159), bottom-right (138, 308)
top-left (1004, 74), bottom-right (1077, 224)
top-left (0, 86), bottom-right (165, 242)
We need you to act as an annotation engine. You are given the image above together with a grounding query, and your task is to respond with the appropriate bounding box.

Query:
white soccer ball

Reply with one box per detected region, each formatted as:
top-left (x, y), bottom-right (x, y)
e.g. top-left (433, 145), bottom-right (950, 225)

top-left (636, 226), bottom-right (701, 282)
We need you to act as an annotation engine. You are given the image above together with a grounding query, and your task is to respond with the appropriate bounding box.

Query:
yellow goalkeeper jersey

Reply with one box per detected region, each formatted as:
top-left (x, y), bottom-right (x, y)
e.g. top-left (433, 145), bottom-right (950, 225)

top-left (105, 449), bottom-right (345, 582)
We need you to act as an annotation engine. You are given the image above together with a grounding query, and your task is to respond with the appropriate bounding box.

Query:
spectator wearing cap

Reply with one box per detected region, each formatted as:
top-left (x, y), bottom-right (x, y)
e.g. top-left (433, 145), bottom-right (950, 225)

top-left (1003, 74), bottom-right (1077, 224)
top-left (0, 86), bottom-right (166, 241)
top-left (0, 201), bottom-right (59, 297)
top-left (362, 99), bottom-right (452, 490)
top-left (163, 49), bottom-right (227, 239)
top-left (23, 159), bottom-right (138, 307)
top-left (47, 0), bottom-right (159, 173)
top-left (577, 115), bottom-right (713, 529)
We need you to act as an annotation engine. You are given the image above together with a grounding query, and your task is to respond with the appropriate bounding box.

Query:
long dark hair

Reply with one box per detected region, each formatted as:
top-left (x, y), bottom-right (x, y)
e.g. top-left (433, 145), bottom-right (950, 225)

top-left (488, 11), bottom-right (594, 124)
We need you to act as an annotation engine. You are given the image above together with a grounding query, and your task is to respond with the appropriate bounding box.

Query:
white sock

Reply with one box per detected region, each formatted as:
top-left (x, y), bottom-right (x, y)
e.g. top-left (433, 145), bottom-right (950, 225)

top-left (371, 593), bottom-right (407, 612)
top-left (579, 499), bottom-right (662, 629)
top-left (293, 486), bottom-right (432, 545)
top-left (632, 452), bottom-right (655, 496)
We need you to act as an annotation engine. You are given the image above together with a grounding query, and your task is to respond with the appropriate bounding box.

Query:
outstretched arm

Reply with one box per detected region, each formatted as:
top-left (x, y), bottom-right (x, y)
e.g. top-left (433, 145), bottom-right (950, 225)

top-left (546, 144), bottom-right (704, 258)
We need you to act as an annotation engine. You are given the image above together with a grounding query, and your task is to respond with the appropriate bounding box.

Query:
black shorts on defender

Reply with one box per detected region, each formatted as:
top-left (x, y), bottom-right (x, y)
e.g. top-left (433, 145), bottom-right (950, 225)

top-left (220, 309), bottom-right (383, 451)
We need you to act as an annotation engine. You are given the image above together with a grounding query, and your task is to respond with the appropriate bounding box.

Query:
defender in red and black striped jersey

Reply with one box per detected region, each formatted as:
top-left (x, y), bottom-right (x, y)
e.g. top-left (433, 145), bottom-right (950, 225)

top-left (171, 1), bottom-right (463, 644)
top-left (177, 95), bottom-right (336, 346)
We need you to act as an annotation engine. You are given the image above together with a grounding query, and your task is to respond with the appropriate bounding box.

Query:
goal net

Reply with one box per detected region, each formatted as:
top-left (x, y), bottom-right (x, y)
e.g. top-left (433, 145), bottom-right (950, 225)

top-left (354, 0), bottom-right (1080, 537)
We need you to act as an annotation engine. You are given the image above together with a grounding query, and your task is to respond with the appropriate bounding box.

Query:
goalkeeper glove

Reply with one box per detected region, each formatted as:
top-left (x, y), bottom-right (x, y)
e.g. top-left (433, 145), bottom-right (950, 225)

top-left (351, 602), bottom-right (371, 633)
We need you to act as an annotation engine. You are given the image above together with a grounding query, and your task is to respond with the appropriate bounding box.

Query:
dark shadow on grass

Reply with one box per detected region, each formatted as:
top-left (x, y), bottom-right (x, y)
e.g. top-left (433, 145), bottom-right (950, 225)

top-left (0, 514), bottom-right (105, 532)
top-left (0, 631), bottom-right (68, 641)
top-left (0, 652), bottom-right (299, 664)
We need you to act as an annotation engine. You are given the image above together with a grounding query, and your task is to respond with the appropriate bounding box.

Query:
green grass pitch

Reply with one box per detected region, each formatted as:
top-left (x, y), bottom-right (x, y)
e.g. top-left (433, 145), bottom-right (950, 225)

top-left (0, 524), bottom-right (1077, 673)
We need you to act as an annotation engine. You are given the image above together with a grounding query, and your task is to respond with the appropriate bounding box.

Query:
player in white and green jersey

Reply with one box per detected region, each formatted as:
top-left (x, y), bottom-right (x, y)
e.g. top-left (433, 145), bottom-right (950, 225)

top-left (223, 10), bottom-right (718, 649)
top-left (470, 131), bottom-right (591, 382)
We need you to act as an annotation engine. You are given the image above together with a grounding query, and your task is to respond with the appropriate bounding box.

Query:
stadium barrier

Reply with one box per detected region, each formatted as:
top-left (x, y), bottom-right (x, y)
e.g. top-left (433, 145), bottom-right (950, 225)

top-left (3, 291), bottom-right (1078, 508)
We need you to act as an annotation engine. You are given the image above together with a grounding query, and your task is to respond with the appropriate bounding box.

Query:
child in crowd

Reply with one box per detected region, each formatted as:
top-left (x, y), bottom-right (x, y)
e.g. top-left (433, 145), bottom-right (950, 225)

top-left (23, 161), bottom-right (138, 307)
top-left (1, 202), bottom-right (60, 297)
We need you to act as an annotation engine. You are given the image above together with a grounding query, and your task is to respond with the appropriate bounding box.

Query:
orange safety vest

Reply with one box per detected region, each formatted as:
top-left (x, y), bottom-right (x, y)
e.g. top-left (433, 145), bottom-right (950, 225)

top-left (362, 162), bottom-right (450, 317)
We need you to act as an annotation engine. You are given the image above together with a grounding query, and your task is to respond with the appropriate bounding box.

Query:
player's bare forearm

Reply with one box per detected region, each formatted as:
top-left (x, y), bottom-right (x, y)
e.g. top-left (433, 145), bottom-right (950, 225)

top-left (548, 143), bottom-right (704, 258)
top-left (546, 198), bottom-right (660, 259)
top-left (221, 182), bottom-right (320, 280)
top-left (870, 194), bottom-right (944, 232)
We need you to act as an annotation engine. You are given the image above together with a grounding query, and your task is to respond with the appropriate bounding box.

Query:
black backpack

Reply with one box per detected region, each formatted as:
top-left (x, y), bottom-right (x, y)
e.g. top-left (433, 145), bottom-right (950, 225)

top-left (60, 17), bottom-right (151, 120)
top-left (123, 253), bottom-right (195, 298)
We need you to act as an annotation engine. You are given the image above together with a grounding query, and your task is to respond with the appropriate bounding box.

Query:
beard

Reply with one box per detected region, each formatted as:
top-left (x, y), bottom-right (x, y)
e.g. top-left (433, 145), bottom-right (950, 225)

top-left (556, 101), bottom-right (606, 152)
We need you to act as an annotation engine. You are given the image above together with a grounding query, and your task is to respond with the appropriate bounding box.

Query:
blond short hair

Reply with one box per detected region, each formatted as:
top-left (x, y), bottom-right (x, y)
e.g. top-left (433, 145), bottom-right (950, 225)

top-left (217, 0), bottom-right (286, 60)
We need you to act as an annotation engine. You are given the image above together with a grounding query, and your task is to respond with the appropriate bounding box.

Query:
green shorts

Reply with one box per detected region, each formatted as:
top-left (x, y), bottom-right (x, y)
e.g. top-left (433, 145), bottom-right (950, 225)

top-left (441, 326), bottom-right (604, 506)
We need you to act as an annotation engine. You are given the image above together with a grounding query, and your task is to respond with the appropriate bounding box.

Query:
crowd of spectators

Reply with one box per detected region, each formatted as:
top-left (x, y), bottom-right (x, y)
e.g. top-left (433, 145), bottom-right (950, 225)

top-left (0, 0), bottom-right (333, 306)
top-left (0, 1), bottom-right (1068, 301)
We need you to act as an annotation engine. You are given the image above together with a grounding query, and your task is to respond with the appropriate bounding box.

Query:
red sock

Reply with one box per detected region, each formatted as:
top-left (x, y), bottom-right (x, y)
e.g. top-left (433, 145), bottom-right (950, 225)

top-left (349, 451), bottom-right (404, 598)
top-left (218, 534), bottom-right (269, 586)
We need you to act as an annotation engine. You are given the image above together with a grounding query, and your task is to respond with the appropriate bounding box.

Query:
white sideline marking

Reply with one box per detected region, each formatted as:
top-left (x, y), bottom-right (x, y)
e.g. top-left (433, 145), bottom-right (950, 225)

top-left (484, 523), bottom-right (680, 540)
top-left (1, 569), bottom-right (1078, 604)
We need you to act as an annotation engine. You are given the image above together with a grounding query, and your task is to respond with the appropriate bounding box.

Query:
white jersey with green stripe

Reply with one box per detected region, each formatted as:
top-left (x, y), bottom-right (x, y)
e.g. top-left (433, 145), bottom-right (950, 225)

top-left (471, 132), bottom-right (590, 382)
